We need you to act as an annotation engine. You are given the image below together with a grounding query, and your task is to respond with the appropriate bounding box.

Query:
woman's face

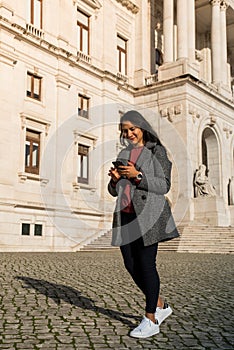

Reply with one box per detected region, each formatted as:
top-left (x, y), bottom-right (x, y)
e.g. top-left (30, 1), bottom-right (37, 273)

top-left (121, 121), bottom-right (144, 147)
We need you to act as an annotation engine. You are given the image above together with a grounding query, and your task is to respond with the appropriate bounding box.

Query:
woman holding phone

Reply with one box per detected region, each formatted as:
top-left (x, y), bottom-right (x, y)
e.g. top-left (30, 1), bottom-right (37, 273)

top-left (108, 110), bottom-right (179, 338)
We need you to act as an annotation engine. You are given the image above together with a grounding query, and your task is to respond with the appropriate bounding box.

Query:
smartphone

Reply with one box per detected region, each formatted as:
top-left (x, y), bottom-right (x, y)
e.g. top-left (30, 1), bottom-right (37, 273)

top-left (112, 160), bottom-right (127, 168)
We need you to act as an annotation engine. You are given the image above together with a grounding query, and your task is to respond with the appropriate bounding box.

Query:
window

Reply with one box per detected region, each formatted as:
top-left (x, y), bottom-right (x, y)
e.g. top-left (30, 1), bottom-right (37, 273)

top-left (27, 72), bottom-right (42, 100)
top-left (77, 10), bottom-right (89, 55)
top-left (117, 35), bottom-right (127, 75)
top-left (25, 129), bottom-right (40, 175)
top-left (78, 144), bottom-right (89, 184)
top-left (27, 0), bottom-right (42, 28)
top-left (21, 223), bottom-right (30, 236)
top-left (21, 223), bottom-right (43, 236)
top-left (78, 94), bottom-right (89, 118)
top-left (34, 224), bottom-right (42, 236)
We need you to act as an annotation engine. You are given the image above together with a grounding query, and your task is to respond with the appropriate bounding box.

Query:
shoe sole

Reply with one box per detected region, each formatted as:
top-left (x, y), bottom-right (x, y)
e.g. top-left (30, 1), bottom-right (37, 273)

top-left (130, 328), bottom-right (160, 338)
top-left (156, 307), bottom-right (173, 326)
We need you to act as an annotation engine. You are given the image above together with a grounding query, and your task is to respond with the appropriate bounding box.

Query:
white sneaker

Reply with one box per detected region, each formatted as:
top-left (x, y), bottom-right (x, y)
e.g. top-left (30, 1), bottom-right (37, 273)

top-left (155, 303), bottom-right (172, 325)
top-left (130, 316), bottom-right (159, 338)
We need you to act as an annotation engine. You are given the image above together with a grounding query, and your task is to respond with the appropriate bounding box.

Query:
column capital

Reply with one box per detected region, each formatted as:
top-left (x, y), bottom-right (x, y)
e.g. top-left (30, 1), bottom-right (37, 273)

top-left (220, 1), bottom-right (228, 11)
top-left (210, 0), bottom-right (221, 5)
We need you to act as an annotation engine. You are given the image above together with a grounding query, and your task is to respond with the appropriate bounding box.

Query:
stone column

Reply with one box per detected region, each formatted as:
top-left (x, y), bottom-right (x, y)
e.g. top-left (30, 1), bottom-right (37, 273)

top-left (220, 1), bottom-right (228, 85)
top-left (163, 0), bottom-right (174, 63)
top-left (211, 0), bottom-right (221, 84)
top-left (187, 0), bottom-right (195, 61)
top-left (177, 0), bottom-right (188, 59)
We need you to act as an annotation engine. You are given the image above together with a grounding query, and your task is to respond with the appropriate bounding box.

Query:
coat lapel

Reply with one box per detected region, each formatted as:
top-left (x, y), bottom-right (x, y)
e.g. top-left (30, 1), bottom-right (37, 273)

top-left (134, 146), bottom-right (153, 173)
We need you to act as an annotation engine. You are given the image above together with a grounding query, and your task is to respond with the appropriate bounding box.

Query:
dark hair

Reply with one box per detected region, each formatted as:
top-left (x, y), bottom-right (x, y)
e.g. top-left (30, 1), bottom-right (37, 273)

top-left (119, 110), bottom-right (162, 146)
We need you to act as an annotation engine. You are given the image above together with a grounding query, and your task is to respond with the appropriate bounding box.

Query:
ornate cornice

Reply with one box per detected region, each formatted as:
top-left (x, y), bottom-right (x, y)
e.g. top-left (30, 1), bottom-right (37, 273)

top-left (73, 0), bottom-right (102, 10)
top-left (115, 0), bottom-right (139, 14)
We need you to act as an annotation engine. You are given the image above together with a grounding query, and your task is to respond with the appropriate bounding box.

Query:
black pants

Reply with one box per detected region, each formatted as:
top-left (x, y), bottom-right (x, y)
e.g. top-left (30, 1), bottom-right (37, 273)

top-left (120, 212), bottom-right (160, 313)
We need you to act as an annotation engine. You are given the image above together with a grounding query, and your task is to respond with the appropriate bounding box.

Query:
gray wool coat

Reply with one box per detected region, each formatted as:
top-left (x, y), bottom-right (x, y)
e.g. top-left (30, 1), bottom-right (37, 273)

top-left (108, 142), bottom-right (179, 246)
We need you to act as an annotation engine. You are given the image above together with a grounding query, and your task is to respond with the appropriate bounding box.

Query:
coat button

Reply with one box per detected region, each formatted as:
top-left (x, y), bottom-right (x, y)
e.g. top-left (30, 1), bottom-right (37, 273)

top-left (142, 195), bottom-right (146, 200)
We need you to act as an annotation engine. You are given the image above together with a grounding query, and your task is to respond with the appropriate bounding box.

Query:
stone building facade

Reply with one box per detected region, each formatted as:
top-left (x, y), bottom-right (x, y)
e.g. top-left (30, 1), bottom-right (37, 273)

top-left (0, 0), bottom-right (233, 251)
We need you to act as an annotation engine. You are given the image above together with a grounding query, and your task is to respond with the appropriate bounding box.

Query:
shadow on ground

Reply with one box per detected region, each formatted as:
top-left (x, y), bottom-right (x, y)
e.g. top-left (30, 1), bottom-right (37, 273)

top-left (16, 276), bottom-right (140, 328)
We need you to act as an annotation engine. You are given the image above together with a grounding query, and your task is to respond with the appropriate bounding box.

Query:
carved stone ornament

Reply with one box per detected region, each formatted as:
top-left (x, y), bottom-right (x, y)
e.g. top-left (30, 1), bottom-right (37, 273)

top-left (220, 1), bottom-right (228, 11)
top-left (223, 124), bottom-right (233, 139)
top-left (209, 115), bottom-right (217, 126)
top-left (73, 0), bottom-right (102, 10)
top-left (210, 0), bottom-right (221, 6)
top-left (189, 105), bottom-right (200, 122)
top-left (115, 0), bottom-right (139, 14)
top-left (160, 105), bottom-right (182, 122)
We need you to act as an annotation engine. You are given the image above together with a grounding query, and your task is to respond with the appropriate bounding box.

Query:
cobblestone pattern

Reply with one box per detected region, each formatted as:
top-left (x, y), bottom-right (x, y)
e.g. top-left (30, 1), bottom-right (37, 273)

top-left (0, 251), bottom-right (233, 350)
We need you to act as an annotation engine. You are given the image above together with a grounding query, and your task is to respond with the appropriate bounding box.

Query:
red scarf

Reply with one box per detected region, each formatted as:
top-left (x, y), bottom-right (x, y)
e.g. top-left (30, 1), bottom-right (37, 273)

top-left (121, 146), bottom-right (143, 213)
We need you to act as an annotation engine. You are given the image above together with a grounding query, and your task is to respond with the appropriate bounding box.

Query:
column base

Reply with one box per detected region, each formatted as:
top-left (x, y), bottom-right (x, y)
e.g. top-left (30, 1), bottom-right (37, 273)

top-left (134, 68), bottom-right (150, 87)
top-left (158, 58), bottom-right (199, 81)
top-left (193, 196), bottom-right (230, 226)
top-left (230, 206), bottom-right (234, 226)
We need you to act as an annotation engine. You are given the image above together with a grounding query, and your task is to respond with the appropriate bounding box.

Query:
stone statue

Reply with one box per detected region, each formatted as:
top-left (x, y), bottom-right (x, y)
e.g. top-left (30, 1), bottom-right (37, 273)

top-left (194, 164), bottom-right (216, 197)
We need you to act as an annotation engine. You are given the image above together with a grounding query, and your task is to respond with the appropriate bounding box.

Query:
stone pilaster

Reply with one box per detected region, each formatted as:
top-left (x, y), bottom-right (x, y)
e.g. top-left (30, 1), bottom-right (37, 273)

top-left (220, 1), bottom-right (228, 85)
top-left (187, 0), bottom-right (195, 61)
top-left (177, 0), bottom-right (188, 59)
top-left (211, 0), bottom-right (221, 84)
top-left (163, 0), bottom-right (174, 63)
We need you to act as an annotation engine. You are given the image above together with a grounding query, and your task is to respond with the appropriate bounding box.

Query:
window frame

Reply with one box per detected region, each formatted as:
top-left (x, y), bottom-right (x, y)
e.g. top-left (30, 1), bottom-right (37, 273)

top-left (78, 94), bottom-right (90, 119)
top-left (77, 144), bottom-right (90, 184)
top-left (117, 35), bottom-right (127, 76)
top-left (25, 129), bottom-right (41, 175)
top-left (27, 72), bottom-right (42, 101)
top-left (28, 0), bottom-right (43, 28)
top-left (77, 9), bottom-right (90, 55)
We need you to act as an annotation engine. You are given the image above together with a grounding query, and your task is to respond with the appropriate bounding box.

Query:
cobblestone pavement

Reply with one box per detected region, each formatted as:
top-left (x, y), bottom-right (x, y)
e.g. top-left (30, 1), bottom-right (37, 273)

top-left (0, 251), bottom-right (233, 350)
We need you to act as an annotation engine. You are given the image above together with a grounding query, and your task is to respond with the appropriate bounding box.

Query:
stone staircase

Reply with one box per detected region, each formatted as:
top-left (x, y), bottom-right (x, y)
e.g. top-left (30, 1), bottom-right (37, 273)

top-left (175, 226), bottom-right (234, 254)
top-left (79, 225), bottom-right (234, 254)
top-left (80, 230), bottom-right (117, 251)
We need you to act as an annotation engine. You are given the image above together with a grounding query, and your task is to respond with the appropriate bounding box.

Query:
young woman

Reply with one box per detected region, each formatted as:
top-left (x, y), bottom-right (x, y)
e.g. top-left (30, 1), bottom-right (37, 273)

top-left (108, 110), bottom-right (179, 338)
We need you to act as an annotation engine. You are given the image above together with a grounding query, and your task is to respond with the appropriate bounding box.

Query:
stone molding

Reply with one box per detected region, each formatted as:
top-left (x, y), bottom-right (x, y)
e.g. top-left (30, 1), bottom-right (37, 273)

top-left (209, 115), bottom-right (217, 126)
top-left (223, 123), bottom-right (233, 138)
top-left (160, 104), bottom-right (182, 122)
top-left (189, 105), bottom-right (201, 122)
top-left (115, 0), bottom-right (139, 14)
top-left (73, 0), bottom-right (102, 10)
top-left (55, 73), bottom-right (73, 90)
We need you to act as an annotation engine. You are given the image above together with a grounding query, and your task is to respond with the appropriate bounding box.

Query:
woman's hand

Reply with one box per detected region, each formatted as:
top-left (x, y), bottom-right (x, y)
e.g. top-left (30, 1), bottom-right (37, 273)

top-left (117, 162), bottom-right (139, 179)
top-left (108, 167), bottom-right (121, 183)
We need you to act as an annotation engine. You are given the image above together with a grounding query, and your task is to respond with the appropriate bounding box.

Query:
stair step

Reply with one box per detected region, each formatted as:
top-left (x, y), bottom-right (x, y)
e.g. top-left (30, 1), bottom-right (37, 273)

top-left (79, 225), bottom-right (234, 253)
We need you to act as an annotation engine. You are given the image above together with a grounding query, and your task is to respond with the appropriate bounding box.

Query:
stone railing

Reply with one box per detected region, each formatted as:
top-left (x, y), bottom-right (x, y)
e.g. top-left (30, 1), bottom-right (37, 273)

top-left (77, 51), bottom-right (92, 64)
top-left (26, 23), bottom-right (44, 39)
top-left (116, 72), bottom-right (128, 83)
top-left (145, 73), bottom-right (158, 86)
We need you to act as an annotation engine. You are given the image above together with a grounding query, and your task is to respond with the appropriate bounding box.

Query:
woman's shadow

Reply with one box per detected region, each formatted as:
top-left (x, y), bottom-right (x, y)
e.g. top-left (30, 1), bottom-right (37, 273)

top-left (16, 276), bottom-right (140, 327)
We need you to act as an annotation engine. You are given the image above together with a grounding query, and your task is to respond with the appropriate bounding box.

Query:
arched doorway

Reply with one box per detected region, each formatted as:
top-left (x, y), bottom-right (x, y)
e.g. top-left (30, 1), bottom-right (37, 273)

top-left (201, 127), bottom-right (220, 195)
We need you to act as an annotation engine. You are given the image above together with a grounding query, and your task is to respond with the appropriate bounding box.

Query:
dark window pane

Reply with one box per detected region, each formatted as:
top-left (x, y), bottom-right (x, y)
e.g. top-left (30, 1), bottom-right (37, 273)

top-left (34, 224), bottom-right (42, 236)
top-left (25, 129), bottom-right (40, 174)
top-left (78, 144), bottom-right (89, 183)
top-left (26, 72), bottom-right (41, 101)
top-left (22, 223), bottom-right (30, 236)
